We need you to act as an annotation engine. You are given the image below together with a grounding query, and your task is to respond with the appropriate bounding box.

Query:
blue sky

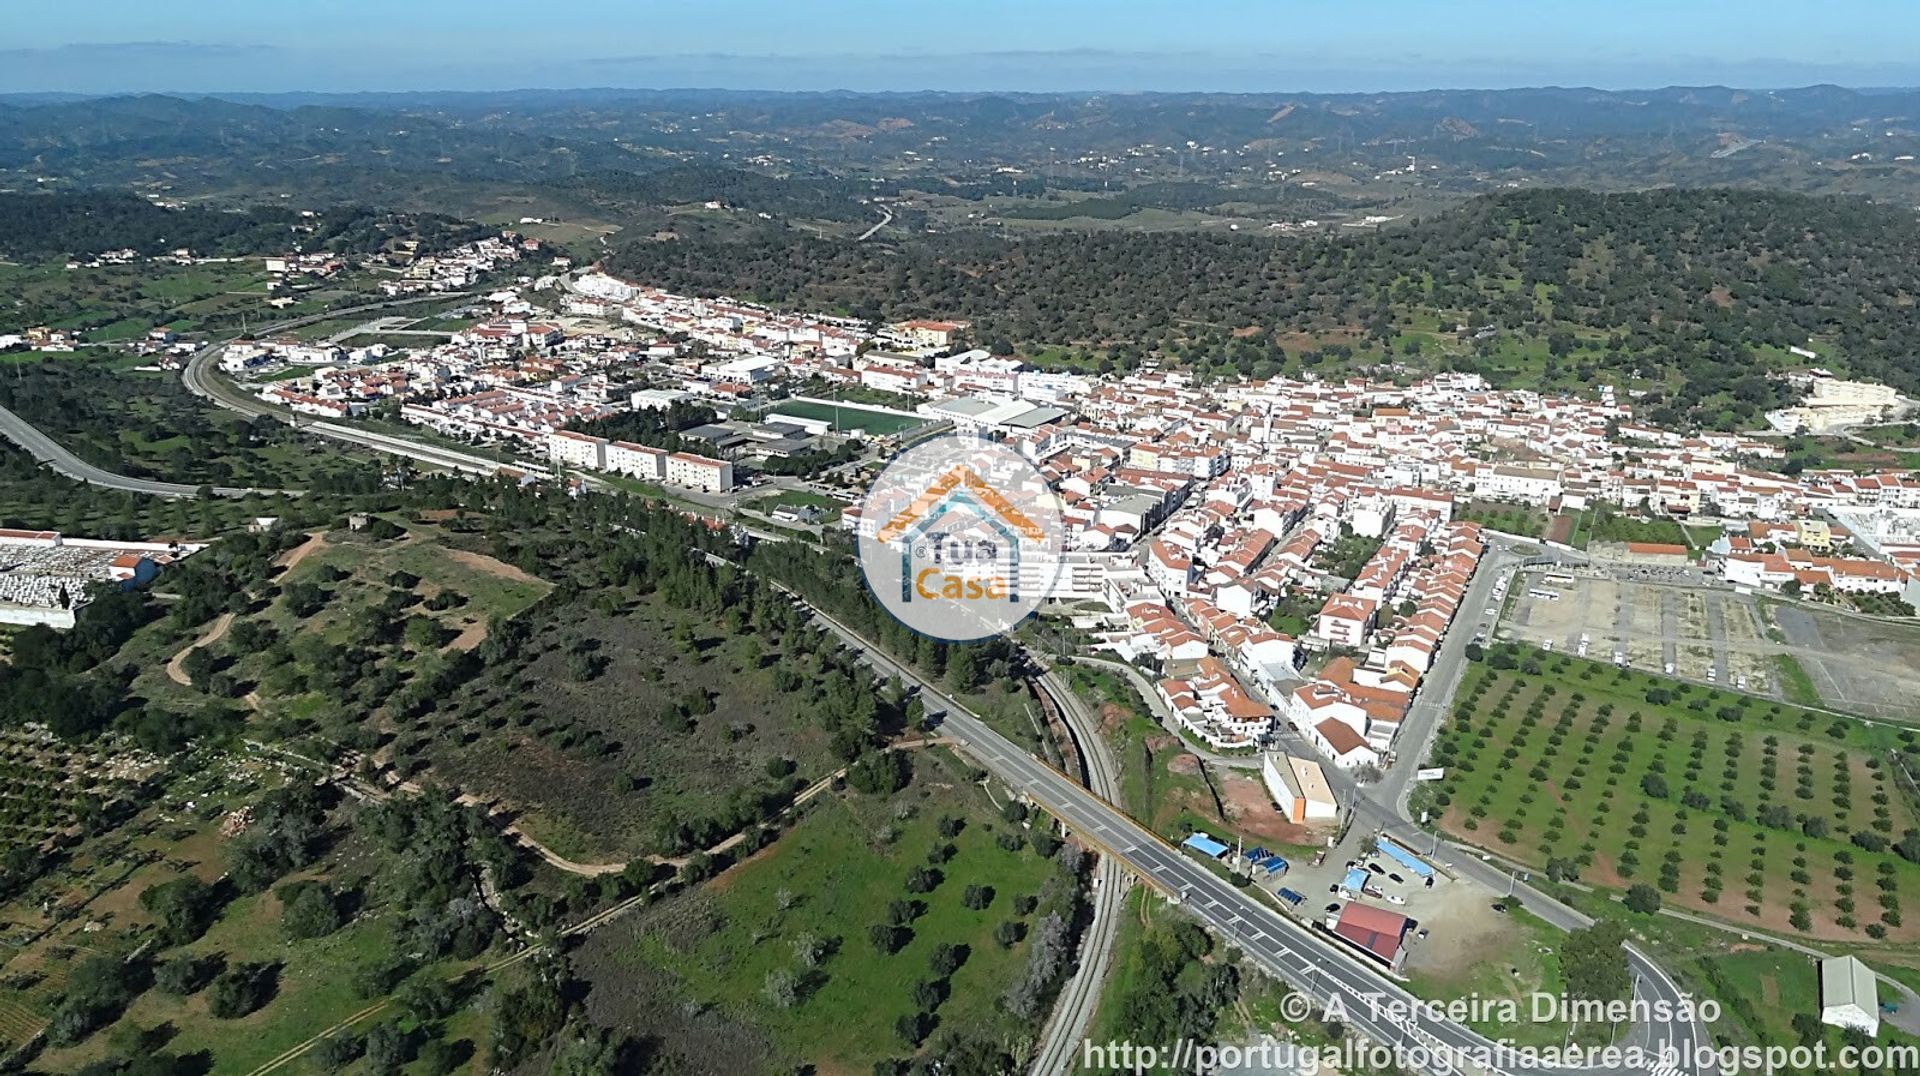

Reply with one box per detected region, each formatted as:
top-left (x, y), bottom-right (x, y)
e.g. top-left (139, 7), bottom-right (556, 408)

top-left (5, 1), bottom-right (1918, 95)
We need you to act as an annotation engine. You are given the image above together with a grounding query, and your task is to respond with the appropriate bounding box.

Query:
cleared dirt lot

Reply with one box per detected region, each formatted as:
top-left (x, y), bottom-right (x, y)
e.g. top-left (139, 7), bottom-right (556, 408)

top-left (1770, 602), bottom-right (1920, 720)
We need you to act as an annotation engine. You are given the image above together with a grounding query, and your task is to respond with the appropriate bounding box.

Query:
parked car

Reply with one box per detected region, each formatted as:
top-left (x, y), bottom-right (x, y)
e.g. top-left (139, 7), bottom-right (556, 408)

top-left (1366, 863), bottom-right (1386, 875)
top-left (1388, 872), bottom-right (1405, 884)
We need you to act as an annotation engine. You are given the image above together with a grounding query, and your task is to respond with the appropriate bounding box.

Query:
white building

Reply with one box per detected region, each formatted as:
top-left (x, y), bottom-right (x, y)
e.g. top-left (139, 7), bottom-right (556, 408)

top-left (666, 452), bottom-right (734, 493)
top-left (1819, 955), bottom-right (1880, 1038)
top-left (548, 430), bottom-right (607, 471)
top-left (1262, 753), bottom-right (1338, 824)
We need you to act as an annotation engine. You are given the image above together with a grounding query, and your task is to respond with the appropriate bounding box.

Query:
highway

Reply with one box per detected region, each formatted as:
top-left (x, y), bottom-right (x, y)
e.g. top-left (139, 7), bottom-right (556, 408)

top-left (1030, 671), bottom-right (1127, 1076)
top-left (791, 600), bottom-right (1707, 1076)
top-left (0, 399), bottom-right (265, 499)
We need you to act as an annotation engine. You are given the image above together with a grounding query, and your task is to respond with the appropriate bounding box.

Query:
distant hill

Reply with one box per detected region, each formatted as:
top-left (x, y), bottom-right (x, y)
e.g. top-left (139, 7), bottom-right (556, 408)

top-left (608, 185), bottom-right (1920, 430)
top-left (3, 85), bottom-right (1920, 204)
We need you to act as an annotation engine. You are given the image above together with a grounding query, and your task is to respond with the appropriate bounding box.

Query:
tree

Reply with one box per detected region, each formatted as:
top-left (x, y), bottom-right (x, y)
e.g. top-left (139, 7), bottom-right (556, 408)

top-left (154, 952), bottom-right (219, 996)
top-left (869, 922), bottom-right (908, 955)
top-left (1560, 920), bottom-right (1631, 1003)
top-left (278, 880), bottom-right (344, 939)
top-left (962, 884), bottom-right (995, 910)
top-left (139, 876), bottom-right (222, 945)
top-left (847, 750), bottom-right (911, 795)
top-left (207, 961), bottom-right (278, 1019)
top-left (311, 1031), bottom-right (365, 1073)
top-left (1624, 883), bottom-right (1662, 915)
top-left (764, 968), bottom-right (799, 1009)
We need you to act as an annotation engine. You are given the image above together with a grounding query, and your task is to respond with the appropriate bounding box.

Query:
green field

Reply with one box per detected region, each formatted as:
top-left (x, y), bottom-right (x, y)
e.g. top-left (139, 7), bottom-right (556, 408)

top-left (1425, 644), bottom-right (1920, 943)
top-left (746, 488), bottom-right (847, 523)
top-left (573, 750), bottom-right (1070, 1072)
top-left (767, 399), bottom-right (926, 435)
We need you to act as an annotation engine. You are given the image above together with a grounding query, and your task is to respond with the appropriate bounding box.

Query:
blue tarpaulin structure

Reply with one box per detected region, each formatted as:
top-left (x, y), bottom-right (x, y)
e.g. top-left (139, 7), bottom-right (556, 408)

top-left (1182, 833), bottom-right (1230, 859)
top-left (1342, 866), bottom-right (1370, 892)
top-left (1376, 836), bottom-right (1435, 878)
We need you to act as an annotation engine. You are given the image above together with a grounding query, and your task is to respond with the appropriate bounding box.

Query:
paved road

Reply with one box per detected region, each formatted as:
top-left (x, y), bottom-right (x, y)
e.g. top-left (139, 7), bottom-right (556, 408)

top-left (1031, 671), bottom-right (1127, 1076)
top-left (0, 400), bottom-right (265, 499)
top-left (795, 602), bottom-right (1706, 1076)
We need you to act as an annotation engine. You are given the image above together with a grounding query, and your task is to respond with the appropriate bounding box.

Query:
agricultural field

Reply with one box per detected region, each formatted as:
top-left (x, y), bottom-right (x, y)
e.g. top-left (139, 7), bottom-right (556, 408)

top-left (0, 727), bottom-right (163, 852)
top-left (0, 260), bottom-right (271, 341)
top-left (1530, 881), bottom-right (1920, 1058)
top-left (1427, 644), bottom-right (1920, 943)
top-left (573, 748), bottom-right (1081, 1074)
top-left (1577, 505), bottom-right (1720, 550)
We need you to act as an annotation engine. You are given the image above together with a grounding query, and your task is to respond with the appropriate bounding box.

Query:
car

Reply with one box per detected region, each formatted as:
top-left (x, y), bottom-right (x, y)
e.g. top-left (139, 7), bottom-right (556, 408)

top-left (1491, 901), bottom-right (1508, 913)
top-left (1329, 883), bottom-right (1341, 894)
top-left (1367, 863), bottom-right (1386, 875)
top-left (1325, 903), bottom-right (1343, 915)
top-left (1384, 894), bottom-right (1407, 905)
top-left (1424, 876), bottom-right (1435, 889)
top-left (1388, 872), bottom-right (1405, 884)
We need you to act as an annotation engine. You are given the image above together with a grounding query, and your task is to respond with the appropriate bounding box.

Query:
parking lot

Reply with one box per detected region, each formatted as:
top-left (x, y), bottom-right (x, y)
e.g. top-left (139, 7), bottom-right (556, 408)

top-left (1502, 571), bottom-right (1920, 718)
top-left (1502, 571), bottom-right (1783, 692)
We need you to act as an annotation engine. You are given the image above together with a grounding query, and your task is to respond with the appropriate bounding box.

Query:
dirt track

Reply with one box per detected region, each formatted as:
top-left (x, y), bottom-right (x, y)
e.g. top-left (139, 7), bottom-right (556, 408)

top-left (164, 612), bottom-right (235, 686)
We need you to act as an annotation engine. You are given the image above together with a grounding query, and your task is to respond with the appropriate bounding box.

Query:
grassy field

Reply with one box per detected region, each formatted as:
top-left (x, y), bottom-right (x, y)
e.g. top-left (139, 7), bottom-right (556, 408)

top-left (1579, 505), bottom-right (1721, 550)
top-left (746, 488), bottom-right (847, 523)
top-left (1425, 644), bottom-right (1920, 943)
top-left (421, 586), bottom-right (849, 863)
top-left (1529, 879), bottom-right (1920, 1057)
top-left (766, 399), bottom-right (927, 435)
top-left (1774, 654), bottom-right (1825, 708)
top-left (1455, 498), bottom-right (1547, 538)
top-left (573, 749), bottom-right (1072, 1072)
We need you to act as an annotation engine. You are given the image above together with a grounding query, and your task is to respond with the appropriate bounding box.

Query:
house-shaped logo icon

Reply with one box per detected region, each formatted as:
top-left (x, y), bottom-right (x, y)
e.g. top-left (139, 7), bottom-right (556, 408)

top-left (877, 465), bottom-right (1045, 604)
top-left (857, 437), bottom-right (1063, 642)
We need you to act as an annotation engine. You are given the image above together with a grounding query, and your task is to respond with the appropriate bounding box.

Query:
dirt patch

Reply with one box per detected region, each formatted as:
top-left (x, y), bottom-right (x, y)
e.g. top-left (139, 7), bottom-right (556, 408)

top-left (444, 547), bottom-right (541, 584)
top-left (272, 531), bottom-right (327, 575)
top-left (444, 620), bottom-right (488, 653)
top-left (1217, 772), bottom-right (1321, 846)
top-left (1167, 753), bottom-right (1201, 776)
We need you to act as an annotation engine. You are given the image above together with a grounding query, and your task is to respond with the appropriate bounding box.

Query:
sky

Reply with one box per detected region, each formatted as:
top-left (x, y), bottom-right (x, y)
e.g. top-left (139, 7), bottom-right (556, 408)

top-left (5, 0), bottom-right (1919, 96)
